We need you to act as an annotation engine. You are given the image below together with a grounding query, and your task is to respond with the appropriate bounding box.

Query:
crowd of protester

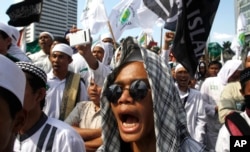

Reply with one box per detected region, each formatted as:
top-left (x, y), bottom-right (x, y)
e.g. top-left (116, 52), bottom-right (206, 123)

top-left (1, 22), bottom-right (250, 152)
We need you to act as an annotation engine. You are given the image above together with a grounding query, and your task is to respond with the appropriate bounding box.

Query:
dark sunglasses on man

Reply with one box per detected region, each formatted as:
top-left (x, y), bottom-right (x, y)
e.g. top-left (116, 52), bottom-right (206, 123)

top-left (105, 79), bottom-right (150, 103)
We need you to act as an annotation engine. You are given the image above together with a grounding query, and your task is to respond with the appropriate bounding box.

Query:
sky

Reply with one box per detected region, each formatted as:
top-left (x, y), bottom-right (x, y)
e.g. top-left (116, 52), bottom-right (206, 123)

top-left (1, 0), bottom-right (235, 46)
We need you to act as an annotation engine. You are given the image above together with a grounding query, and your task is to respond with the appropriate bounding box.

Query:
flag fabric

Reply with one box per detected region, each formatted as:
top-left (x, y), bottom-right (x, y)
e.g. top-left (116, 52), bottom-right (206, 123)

top-left (6, 0), bottom-right (43, 27)
top-left (109, 0), bottom-right (141, 40)
top-left (143, 0), bottom-right (220, 77)
top-left (208, 42), bottom-right (223, 59)
top-left (172, 0), bottom-right (220, 77)
top-left (109, 0), bottom-right (161, 40)
top-left (17, 27), bottom-right (26, 53)
top-left (230, 13), bottom-right (247, 59)
top-left (26, 39), bottom-right (40, 54)
top-left (143, 0), bottom-right (179, 31)
top-left (137, 1), bottom-right (160, 31)
top-left (81, 0), bottom-right (108, 35)
top-left (137, 31), bottom-right (154, 47)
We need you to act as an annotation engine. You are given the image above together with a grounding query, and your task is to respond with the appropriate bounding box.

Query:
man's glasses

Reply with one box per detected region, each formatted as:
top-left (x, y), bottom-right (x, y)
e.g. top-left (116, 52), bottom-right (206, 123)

top-left (105, 80), bottom-right (150, 103)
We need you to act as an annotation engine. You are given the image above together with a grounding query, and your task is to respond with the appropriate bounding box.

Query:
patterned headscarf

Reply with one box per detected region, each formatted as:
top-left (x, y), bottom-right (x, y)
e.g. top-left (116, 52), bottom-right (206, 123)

top-left (98, 37), bottom-right (205, 152)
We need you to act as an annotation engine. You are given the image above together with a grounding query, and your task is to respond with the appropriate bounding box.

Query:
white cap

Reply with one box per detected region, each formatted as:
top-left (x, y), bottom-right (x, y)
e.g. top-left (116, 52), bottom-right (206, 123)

top-left (9, 26), bottom-right (20, 45)
top-left (175, 63), bottom-right (185, 73)
top-left (52, 43), bottom-right (73, 57)
top-left (0, 55), bottom-right (26, 105)
top-left (0, 22), bottom-right (12, 38)
top-left (101, 32), bottom-right (112, 41)
top-left (39, 31), bottom-right (54, 40)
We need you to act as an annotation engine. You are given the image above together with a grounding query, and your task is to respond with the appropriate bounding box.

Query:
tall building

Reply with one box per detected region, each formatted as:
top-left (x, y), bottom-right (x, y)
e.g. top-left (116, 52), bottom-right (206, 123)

top-left (235, 0), bottom-right (250, 42)
top-left (26, 0), bottom-right (77, 42)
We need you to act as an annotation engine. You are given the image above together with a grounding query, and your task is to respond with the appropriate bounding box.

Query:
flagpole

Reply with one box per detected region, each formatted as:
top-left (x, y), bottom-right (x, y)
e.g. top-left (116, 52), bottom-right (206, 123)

top-left (160, 27), bottom-right (163, 52)
top-left (107, 21), bottom-right (117, 49)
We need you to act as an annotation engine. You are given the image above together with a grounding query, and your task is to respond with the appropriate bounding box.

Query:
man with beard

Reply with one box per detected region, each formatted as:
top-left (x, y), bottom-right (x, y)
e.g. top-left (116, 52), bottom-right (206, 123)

top-left (28, 32), bottom-right (54, 73)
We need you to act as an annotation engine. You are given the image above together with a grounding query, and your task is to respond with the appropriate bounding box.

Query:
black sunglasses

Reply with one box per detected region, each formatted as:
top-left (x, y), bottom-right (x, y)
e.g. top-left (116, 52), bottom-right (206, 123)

top-left (105, 79), bottom-right (150, 103)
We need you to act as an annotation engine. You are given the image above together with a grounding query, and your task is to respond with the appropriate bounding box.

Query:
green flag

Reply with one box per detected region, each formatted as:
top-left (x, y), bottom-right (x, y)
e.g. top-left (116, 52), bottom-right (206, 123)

top-left (26, 39), bottom-right (40, 54)
top-left (208, 42), bottom-right (223, 58)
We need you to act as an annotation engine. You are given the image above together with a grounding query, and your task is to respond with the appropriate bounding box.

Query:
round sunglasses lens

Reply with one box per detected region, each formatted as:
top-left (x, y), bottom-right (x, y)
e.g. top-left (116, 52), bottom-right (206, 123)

top-left (106, 84), bottom-right (122, 103)
top-left (130, 80), bottom-right (148, 101)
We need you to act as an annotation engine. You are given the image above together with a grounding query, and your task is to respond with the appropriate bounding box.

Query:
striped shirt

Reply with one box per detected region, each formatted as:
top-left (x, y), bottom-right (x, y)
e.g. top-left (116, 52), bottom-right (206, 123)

top-left (14, 113), bottom-right (86, 152)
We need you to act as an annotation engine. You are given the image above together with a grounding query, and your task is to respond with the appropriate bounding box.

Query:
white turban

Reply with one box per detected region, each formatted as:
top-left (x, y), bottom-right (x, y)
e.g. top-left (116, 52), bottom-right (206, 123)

top-left (52, 43), bottom-right (73, 57)
top-left (39, 31), bottom-right (54, 40)
top-left (100, 32), bottom-right (112, 41)
top-left (175, 63), bottom-right (185, 73)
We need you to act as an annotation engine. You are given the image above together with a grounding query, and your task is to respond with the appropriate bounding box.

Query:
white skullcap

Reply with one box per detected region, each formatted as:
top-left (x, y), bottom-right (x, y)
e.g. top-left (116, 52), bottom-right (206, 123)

top-left (52, 43), bottom-right (73, 57)
top-left (0, 22), bottom-right (12, 38)
top-left (101, 32), bottom-right (112, 41)
top-left (9, 26), bottom-right (20, 45)
top-left (199, 62), bottom-right (205, 67)
top-left (39, 31), bottom-right (54, 40)
top-left (175, 63), bottom-right (185, 73)
top-left (0, 55), bottom-right (26, 105)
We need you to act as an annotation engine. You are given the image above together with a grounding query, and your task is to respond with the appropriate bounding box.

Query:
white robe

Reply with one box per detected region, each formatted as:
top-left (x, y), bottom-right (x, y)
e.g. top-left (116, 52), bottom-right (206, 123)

top-left (8, 45), bottom-right (31, 62)
top-left (28, 50), bottom-right (52, 73)
top-left (43, 71), bottom-right (88, 119)
top-left (176, 87), bottom-right (207, 144)
top-left (90, 60), bottom-right (112, 87)
top-left (200, 59), bottom-right (243, 151)
top-left (69, 52), bottom-right (89, 87)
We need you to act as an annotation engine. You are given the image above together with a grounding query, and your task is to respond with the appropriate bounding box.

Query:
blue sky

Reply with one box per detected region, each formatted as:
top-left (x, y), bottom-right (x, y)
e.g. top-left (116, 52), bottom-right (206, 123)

top-left (1, 0), bottom-right (235, 45)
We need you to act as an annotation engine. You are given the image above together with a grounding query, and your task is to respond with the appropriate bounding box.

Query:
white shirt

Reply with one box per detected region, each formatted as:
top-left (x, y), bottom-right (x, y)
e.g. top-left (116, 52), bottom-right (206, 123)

top-left (28, 50), bottom-right (52, 73)
top-left (176, 86), bottom-right (207, 144)
top-left (14, 113), bottom-right (86, 152)
top-left (90, 60), bottom-right (112, 87)
top-left (43, 71), bottom-right (88, 119)
top-left (69, 53), bottom-right (89, 87)
top-left (8, 45), bottom-right (31, 62)
top-left (215, 111), bottom-right (250, 152)
top-left (200, 76), bottom-right (224, 150)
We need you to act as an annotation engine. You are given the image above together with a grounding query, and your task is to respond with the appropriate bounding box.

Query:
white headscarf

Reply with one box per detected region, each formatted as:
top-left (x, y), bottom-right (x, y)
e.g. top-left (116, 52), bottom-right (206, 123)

top-left (92, 41), bottom-right (114, 65)
top-left (217, 59), bottom-right (243, 85)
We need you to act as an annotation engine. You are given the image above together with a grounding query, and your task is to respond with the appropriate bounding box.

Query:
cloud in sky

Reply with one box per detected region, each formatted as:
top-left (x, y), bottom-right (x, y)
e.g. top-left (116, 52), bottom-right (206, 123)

top-left (211, 32), bottom-right (234, 42)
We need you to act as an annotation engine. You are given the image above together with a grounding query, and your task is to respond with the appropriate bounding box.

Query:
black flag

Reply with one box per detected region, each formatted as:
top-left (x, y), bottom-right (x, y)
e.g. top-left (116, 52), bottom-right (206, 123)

top-left (6, 0), bottom-right (43, 27)
top-left (172, 0), bottom-right (220, 77)
top-left (143, 0), bottom-right (178, 30)
top-left (143, 0), bottom-right (220, 77)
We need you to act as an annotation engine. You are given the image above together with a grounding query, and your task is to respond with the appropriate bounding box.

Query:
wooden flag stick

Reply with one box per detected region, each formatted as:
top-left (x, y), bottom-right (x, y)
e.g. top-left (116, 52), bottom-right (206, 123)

top-left (107, 21), bottom-right (117, 49)
top-left (160, 27), bottom-right (163, 52)
top-left (144, 32), bottom-right (147, 48)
